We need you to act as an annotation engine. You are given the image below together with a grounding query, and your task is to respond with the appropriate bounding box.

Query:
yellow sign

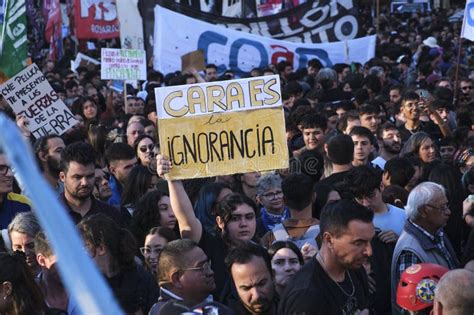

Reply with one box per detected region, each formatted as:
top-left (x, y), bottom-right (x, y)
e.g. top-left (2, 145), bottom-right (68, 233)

top-left (155, 75), bottom-right (289, 180)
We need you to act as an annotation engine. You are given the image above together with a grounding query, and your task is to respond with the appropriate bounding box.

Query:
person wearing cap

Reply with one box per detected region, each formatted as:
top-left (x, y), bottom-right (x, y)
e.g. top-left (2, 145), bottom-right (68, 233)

top-left (423, 37), bottom-right (440, 49)
top-left (391, 182), bottom-right (459, 315)
top-left (396, 263), bottom-right (448, 315)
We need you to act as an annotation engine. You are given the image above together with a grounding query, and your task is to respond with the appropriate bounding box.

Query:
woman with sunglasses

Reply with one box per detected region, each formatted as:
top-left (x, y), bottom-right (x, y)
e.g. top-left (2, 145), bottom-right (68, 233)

top-left (140, 226), bottom-right (178, 276)
top-left (156, 155), bottom-right (260, 301)
top-left (133, 135), bottom-right (156, 167)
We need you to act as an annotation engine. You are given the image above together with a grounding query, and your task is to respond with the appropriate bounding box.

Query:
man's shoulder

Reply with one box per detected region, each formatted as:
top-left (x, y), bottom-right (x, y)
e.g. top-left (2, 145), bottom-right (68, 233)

top-left (283, 259), bottom-right (320, 294)
top-left (94, 198), bottom-right (118, 211)
top-left (91, 199), bottom-right (124, 225)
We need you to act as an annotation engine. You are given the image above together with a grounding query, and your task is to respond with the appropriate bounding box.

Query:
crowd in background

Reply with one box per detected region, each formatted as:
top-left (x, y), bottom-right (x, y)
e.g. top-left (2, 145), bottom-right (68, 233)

top-left (0, 3), bottom-right (474, 315)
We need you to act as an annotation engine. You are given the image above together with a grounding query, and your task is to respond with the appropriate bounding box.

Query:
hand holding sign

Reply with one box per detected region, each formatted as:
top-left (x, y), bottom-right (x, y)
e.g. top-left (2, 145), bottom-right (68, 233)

top-left (156, 154), bottom-right (173, 178)
top-left (155, 75), bottom-right (289, 180)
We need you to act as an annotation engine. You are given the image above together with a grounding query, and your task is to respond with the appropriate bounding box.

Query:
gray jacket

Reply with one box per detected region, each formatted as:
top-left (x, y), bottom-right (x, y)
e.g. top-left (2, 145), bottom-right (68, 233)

top-left (390, 220), bottom-right (458, 315)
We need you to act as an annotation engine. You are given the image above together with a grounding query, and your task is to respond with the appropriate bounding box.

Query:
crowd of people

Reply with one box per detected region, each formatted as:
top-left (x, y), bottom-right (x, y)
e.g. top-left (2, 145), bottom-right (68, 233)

top-left (0, 4), bottom-right (474, 315)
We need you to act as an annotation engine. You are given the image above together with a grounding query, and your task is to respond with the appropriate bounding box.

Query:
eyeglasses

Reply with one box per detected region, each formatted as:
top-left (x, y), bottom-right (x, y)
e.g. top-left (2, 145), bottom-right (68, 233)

top-left (140, 246), bottom-right (163, 256)
top-left (139, 144), bottom-right (154, 153)
top-left (180, 261), bottom-right (212, 273)
top-left (0, 165), bottom-right (11, 176)
top-left (261, 191), bottom-right (283, 200)
top-left (425, 203), bottom-right (450, 213)
top-left (461, 86), bottom-right (473, 90)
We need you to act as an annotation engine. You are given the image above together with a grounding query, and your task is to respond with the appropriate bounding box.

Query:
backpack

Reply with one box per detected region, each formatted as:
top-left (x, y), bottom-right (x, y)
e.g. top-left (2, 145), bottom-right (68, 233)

top-left (271, 223), bottom-right (320, 250)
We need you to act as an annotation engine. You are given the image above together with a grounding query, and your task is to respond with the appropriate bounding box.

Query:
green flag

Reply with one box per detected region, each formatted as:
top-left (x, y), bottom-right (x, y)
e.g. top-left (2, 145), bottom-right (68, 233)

top-left (0, 0), bottom-right (28, 83)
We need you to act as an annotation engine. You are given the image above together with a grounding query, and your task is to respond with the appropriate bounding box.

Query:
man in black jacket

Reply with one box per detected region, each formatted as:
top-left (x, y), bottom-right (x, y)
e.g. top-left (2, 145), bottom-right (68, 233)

top-left (279, 200), bottom-right (374, 315)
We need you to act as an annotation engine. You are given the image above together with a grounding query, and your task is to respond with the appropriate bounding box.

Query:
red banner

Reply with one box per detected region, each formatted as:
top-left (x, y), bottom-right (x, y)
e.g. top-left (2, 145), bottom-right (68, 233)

top-left (43, 0), bottom-right (63, 60)
top-left (74, 0), bottom-right (120, 39)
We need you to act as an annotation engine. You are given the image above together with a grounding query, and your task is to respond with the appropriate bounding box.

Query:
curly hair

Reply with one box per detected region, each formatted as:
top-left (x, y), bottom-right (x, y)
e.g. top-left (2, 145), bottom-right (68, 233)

top-left (131, 190), bottom-right (169, 246)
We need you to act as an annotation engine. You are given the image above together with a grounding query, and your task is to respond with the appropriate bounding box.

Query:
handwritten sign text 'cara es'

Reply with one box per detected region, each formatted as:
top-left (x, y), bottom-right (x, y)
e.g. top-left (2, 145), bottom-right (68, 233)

top-left (155, 75), bottom-right (289, 180)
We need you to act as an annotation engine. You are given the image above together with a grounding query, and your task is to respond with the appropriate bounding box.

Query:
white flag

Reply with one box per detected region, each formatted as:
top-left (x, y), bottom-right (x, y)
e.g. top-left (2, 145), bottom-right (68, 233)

top-left (461, 0), bottom-right (474, 41)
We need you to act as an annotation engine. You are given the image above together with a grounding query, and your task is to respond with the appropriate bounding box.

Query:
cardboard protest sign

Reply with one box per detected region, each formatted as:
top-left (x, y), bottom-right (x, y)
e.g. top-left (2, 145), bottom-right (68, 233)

top-left (0, 64), bottom-right (78, 138)
top-left (101, 48), bottom-right (147, 80)
top-left (181, 50), bottom-right (205, 72)
top-left (155, 75), bottom-right (289, 180)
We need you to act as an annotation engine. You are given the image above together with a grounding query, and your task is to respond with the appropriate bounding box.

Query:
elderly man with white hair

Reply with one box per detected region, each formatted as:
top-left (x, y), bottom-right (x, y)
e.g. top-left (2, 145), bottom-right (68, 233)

top-left (390, 182), bottom-right (459, 315)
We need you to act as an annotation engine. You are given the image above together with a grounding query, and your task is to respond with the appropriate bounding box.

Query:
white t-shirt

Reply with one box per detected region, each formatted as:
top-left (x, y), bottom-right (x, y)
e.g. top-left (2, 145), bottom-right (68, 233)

top-left (373, 204), bottom-right (407, 236)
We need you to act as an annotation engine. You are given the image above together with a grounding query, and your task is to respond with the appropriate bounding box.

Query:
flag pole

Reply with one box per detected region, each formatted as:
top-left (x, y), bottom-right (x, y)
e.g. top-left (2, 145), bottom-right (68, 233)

top-left (454, 4), bottom-right (469, 107)
top-left (452, 37), bottom-right (463, 107)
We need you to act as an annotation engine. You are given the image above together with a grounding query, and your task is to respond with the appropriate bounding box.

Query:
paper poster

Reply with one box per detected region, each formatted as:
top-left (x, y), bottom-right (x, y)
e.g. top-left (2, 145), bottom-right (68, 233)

top-left (155, 75), bottom-right (289, 180)
top-left (100, 48), bottom-right (147, 80)
top-left (0, 64), bottom-right (78, 138)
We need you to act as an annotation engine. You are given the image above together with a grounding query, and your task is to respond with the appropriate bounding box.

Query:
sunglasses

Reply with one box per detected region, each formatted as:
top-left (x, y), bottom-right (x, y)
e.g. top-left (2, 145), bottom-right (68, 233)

top-left (139, 144), bottom-right (155, 153)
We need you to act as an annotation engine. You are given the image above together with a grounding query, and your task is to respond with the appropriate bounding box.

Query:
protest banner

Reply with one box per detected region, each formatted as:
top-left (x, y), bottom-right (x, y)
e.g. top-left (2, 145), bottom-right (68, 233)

top-left (222, 0), bottom-right (242, 17)
top-left (117, 0), bottom-right (145, 49)
top-left (155, 75), bottom-right (289, 180)
top-left (101, 48), bottom-right (147, 80)
top-left (0, 0), bottom-right (29, 83)
top-left (0, 64), bottom-right (78, 138)
top-left (139, 0), bottom-right (361, 60)
top-left (153, 5), bottom-right (375, 77)
top-left (43, 0), bottom-right (63, 60)
top-left (461, 0), bottom-right (474, 41)
top-left (74, 0), bottom-right (120, 39)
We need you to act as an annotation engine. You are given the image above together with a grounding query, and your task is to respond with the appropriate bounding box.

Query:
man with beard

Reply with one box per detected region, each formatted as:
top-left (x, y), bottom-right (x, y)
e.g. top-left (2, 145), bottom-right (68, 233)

top-left (372, 123), bottom-right (402, 170)
top-left (34, 135), bottom-right (66, 195)
top-left (226, 243), bottom-right (278, 315)
top-left (59, 142), bottom-right (124, 225)
top-left (279, 199), bottom-right (374, 314)
top-left (35, 231), bottom-right (83, 314)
